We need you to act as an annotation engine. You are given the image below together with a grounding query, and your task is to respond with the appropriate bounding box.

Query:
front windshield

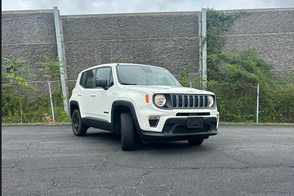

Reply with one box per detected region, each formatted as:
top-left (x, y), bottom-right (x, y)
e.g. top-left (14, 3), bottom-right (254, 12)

top-left (117, 65), bottom-right (181, 86)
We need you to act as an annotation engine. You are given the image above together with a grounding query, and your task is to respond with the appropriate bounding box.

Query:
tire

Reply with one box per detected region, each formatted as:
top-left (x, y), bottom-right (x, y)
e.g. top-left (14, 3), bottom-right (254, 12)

top-left (121, 113), bottom-right (136, 151)
top-left (188, 139), bottom-right (204, 145)
top-left (71, 109), bottom-right (88, 136)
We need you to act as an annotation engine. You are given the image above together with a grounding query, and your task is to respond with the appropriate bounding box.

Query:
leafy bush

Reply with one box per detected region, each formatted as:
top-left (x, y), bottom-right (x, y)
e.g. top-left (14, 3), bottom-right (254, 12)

top-left (188, 48), bottom-right (294, 123)
top-left (2, 57), bottom-right (70, 124)
top-left (1, 86), bottom-right (71, 123)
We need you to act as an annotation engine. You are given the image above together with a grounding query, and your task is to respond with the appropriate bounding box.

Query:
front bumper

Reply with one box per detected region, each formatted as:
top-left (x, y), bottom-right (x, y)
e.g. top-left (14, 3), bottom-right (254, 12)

top-left (136, 117), bottom-right (217, 142)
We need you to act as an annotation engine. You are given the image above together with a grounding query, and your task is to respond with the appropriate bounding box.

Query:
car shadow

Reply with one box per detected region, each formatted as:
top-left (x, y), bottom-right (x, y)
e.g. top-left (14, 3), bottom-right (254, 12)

top-left (82, 128), bottom-right (214, 153)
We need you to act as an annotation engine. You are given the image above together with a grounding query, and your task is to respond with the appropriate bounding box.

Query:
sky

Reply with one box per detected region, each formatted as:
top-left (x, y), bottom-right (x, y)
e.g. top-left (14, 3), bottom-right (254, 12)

top-left (2, 0), bottom-right (294, 15)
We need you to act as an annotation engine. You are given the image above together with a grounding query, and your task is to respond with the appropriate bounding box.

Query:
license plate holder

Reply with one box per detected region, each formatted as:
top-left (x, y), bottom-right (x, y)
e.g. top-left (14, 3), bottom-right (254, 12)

top-left (187, 117), bottom-right (203, 128)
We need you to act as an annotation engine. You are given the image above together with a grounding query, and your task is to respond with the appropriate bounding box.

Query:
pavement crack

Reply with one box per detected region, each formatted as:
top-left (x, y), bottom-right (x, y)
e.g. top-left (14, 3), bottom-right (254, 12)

top-left (103, 154), bottom-right (109, 162)
top-left (44, 176), bottom-right (59, 193)
top-left (136, 189), bottom-right (144, 196)
top-left (13, 159), bottom-right (22, 169)
top-left (242, 150), bottom-right (256, 158)
top-left (26, 143), bottom-right (33, 151)
top-left (139, 170), bottom-right (151, 184)
top-left (96, 147), bottom-right (121, 170)
top-left (133, 170), bottom-right (151, 196)
top-left (51, 176), bottom-right (58, 188)
top-left (107, 147), bottom-right (120, 161)
top-left (6, 158), bottom-right (26, 172)
top-left (218, 150), bottom-right (248, 167)
top-left (235, 148), bottom-right (256, 158)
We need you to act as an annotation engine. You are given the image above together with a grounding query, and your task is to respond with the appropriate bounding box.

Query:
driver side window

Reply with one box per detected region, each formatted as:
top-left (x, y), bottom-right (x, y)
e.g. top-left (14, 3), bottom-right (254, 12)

top-left (96, 67), bottom-right (113, 88)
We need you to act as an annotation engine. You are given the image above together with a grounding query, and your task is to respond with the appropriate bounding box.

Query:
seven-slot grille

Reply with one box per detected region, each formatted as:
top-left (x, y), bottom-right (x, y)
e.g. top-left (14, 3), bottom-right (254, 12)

top-left (171, 94), bottom-right (209, 109)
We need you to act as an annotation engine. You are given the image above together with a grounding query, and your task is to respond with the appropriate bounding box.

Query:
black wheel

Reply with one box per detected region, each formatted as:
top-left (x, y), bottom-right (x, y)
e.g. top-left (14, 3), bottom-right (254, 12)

top-left (188, 139), bottom-right (204, 145)
top-left (72, 109), bottom-right (88, 136)
top-left (121, 113), bottom-right (136, 151)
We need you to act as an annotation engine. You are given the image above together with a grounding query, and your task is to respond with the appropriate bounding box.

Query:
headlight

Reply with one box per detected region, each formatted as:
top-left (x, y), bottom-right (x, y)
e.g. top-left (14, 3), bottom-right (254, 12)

top-left (208, 95), bottom-right (214, 108)
top-left (154, 94), bottom-right (166, 107)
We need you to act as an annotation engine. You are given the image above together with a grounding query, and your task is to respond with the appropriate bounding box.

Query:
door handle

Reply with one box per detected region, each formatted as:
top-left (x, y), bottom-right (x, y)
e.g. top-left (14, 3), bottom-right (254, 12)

top-left (77, 93), bottom-right (82, 97)
top-left (91, 94), bottom-right (96, 98)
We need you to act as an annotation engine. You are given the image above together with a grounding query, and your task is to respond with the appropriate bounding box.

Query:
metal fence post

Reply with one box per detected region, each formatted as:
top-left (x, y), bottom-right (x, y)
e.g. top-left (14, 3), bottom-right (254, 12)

top-left (53, 6), bottom-right (69, 115)
top-left (201, 8), bottom-right (207, 89)
top-left (48, 82), bottom-right (56, 123)
top-left (256, 83), bottom-right (259, 123)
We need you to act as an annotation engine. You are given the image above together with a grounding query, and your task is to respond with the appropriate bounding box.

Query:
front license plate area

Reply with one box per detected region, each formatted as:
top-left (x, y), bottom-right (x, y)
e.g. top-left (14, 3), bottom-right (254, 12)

top-left (187, 117), bottom-right (203, 128)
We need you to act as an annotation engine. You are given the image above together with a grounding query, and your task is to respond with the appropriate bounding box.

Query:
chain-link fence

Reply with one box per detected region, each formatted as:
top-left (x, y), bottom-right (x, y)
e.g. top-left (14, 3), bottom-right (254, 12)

top-left (190, 81), bottom-right (294, 123)
top-left (2, 80), bottom-right (294, 123)
top-left (1, 80), bottom-right (75, 123)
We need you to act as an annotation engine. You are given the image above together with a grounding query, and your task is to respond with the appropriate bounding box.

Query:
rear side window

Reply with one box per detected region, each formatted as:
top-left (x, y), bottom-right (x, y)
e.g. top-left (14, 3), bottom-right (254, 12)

top-left (79, 69), bottom-right (95, 88)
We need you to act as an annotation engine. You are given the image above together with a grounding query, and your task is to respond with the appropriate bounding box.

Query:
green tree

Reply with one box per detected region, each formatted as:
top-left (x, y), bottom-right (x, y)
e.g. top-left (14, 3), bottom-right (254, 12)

top-left (1, 72), bottom-right (13, 120)
top-left (36, 55), bottom-right (68, 121)
top-left (2, 57), bottom-right (37, 122)
top-left (178, 65), bottom-right (190, 87)
top-left (206, 8), bottom-right (249, 82)
top-left (36, 55), bottom-right (66, 88)
top-left (119, 59), bottom-right (133, 63)
top-left (219, 48), bottom-right (273, 84)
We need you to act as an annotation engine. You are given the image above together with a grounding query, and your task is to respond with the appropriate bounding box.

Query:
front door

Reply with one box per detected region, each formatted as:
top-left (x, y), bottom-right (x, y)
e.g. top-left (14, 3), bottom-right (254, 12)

top-left (92, 67), bottom-right (114, 122)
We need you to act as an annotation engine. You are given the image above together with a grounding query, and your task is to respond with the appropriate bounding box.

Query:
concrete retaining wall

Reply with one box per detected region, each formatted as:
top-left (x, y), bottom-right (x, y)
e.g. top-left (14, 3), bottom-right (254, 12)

top-left (61, 12), bottom-right (200, 80)
top-left (223, 8), bottom-right (294, 76)
top-left (1, 8), bottom-right (293, 97)
top-left (2, 10), bottom-right (58, 81)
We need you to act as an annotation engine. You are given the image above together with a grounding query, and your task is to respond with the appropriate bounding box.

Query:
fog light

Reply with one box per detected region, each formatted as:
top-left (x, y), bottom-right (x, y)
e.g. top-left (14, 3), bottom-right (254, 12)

top-left (148, 116), bottom-right (160, 127)
top-left (148, 116), bottom-right (160, 120)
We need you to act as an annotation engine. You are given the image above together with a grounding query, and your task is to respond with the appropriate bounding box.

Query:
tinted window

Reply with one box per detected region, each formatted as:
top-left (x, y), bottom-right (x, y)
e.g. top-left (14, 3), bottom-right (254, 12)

top-left (79, 72), bottom-right (85, 86)
top-left (80, 69), bottom-right (95, 88)
top-left (96, 67), bottom-right (113, 87)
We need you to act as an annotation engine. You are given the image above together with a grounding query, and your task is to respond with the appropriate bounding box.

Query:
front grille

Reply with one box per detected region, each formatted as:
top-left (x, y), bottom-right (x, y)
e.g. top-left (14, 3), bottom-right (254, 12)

top-left (171, 94), bottom-right (209, 109)
top-left (176, 113), bottom-right (210, 116)
top-left (162, 118), bottom-right (217, 134)
top-left (174, 125), bottom-right (211, 133)
top-left (162, 124), bottom-right (213, 134)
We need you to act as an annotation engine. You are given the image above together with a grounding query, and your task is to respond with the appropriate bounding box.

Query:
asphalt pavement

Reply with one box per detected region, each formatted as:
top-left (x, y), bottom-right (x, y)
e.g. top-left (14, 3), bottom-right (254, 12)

top-left (2, 125), bottom-right (294, 196)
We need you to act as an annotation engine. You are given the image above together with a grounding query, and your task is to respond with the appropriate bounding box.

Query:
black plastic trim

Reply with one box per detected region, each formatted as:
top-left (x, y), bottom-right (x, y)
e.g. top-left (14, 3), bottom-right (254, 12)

top-left (110, 101), bottom-right (218, 142)
top-left (81, 117), bottom-right (113, 131)
top-left (69, 101), bottom-right (80, 117)
top-left (70, 101), bottom-right (114, 132)
top-left (111, 100), bottom-right (141, 132)
top-left (137, 117), bottom-right (217, 142)
top-left (72, 100), bottom-right (217, 142)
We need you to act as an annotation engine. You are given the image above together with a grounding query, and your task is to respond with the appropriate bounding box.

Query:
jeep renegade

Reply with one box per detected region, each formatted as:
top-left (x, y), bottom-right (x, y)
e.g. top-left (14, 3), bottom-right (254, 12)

top-left (70, 63), bottom-right (219, 150)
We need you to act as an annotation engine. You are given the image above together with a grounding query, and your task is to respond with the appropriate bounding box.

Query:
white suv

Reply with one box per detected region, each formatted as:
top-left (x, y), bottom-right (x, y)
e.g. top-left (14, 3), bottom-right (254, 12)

top-left (69, 63), bottom-right (219, 150)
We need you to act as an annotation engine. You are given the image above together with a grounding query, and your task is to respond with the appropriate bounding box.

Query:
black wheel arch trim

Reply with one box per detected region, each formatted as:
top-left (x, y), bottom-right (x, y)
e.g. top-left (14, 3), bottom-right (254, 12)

top-left (111, 100), bottom-right (141, 133)
top-left (70, 101), bottom-right (80, 117)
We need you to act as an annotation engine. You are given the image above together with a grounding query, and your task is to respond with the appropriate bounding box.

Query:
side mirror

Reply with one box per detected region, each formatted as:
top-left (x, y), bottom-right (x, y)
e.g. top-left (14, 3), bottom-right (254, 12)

top-left (96, 79), bottom-right (108, 90)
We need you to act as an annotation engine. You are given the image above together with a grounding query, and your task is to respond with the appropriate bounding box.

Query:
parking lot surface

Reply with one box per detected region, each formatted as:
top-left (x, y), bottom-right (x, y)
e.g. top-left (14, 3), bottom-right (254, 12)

top-left (2, 125), bottom-right (294, 195)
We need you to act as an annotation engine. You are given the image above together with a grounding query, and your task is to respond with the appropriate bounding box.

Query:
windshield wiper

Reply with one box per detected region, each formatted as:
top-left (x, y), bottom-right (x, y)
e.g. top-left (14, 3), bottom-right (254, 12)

top-left (120, 82), bottom-right (137, 85)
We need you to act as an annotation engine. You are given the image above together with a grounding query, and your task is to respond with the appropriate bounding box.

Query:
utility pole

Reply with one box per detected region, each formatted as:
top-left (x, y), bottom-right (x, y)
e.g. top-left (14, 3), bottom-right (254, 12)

top-left (256, 83), bottom-right (259, 123)
top-left (201, 8), bottom-right (207, 89)
top-left (53, 6), bottom-right (69, 115)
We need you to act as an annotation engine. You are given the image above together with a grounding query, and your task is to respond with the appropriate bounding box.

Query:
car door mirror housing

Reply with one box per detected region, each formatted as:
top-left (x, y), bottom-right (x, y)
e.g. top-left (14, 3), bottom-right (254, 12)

top-left (96, 79), bottom-right (108, 90)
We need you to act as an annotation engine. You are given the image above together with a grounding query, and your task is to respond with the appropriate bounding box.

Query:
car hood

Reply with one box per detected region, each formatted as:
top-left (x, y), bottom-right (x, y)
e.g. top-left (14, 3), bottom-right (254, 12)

top-left (123, 85), bottom-right (214, 95)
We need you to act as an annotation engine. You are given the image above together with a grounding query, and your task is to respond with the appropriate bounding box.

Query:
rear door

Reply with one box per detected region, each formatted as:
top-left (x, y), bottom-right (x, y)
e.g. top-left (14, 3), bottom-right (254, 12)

top-left (78, 69), bottom-right (96, 118)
